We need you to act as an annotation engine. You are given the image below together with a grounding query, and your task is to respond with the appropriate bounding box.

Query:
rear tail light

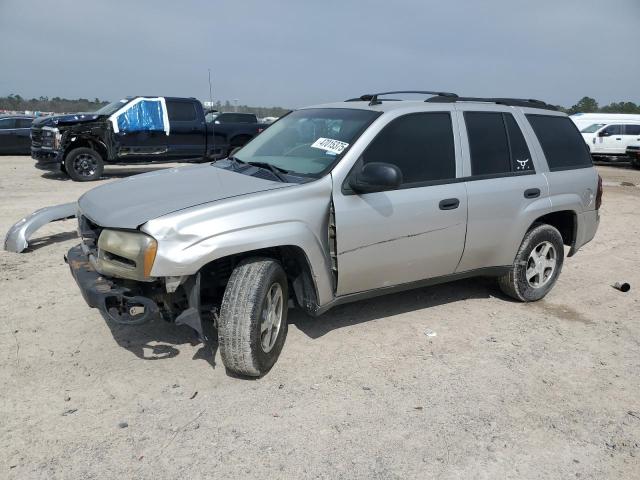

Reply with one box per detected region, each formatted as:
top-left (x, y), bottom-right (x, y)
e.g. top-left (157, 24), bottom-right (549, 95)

top-left (595, 174), bottom-right (603, 210)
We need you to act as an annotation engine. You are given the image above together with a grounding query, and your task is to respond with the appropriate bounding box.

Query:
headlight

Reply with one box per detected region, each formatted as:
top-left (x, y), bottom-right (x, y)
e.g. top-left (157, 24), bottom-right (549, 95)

top-left (96, 229), bottom-right (158, 281)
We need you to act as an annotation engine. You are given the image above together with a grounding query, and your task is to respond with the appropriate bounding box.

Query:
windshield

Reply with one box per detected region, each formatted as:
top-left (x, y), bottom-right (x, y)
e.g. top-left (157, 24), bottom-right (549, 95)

top-left (233, 108), bottom-right (380, 177)
top-left (580, 123), bottom-right (606, 133)
top-left (95, 99), bottom-right (130, 115)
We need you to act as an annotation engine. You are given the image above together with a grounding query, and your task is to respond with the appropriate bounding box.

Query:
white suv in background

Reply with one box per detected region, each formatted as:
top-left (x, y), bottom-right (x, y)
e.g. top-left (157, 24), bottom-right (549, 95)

top-left (581, 122), bottom-right (640, 157)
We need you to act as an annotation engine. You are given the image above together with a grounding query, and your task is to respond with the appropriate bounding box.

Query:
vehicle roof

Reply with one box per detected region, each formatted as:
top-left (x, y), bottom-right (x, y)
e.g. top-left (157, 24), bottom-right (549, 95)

top-left (0, 115), bottom-right (35, 119)
top-left (302, 99), bottom-right (564, 116)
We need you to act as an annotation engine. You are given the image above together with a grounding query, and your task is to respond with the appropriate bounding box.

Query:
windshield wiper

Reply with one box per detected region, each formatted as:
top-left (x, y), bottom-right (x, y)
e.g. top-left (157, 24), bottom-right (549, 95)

top-left (246, 161), bottom-right (290, 182)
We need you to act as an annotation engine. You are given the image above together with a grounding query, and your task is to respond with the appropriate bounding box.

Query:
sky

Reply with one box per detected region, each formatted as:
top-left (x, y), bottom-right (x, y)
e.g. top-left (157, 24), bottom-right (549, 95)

top-left (1, 0), bottom-right (639, 109)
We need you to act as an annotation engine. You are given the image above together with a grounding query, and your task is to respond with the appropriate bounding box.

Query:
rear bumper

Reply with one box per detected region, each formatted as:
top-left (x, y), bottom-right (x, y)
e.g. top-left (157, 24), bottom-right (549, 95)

top-left (569, 209), bottom-right (600, 256)
top-left (65, 244), bottom-right (161, 325)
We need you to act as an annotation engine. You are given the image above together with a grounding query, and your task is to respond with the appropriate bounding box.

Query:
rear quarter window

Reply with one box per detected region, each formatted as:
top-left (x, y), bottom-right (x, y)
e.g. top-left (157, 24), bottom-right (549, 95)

top-left (526, 115), bottom-right (592, 171)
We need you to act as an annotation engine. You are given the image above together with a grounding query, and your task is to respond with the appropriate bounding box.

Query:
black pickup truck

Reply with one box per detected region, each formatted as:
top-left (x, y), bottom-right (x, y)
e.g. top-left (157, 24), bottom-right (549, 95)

top-left (31, 96), bottom-right (267, 181)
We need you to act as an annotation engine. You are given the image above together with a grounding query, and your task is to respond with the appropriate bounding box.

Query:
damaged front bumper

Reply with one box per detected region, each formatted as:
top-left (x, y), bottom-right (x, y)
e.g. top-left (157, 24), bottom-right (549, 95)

top-left (32, 147), bottom-right (63, 171)
top-left (65, 244), bottom-right (161, 325)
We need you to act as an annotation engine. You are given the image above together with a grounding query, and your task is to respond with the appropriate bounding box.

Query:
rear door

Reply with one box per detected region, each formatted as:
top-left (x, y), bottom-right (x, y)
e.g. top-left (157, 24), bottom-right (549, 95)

top-left (0, 118), bottom-right (17, 153)
top-left (14, 118), bottom-right (33, 153)
top-left (456, 108), bottom-right (551, 272)
top-left (622, 124), bottom-right (640, 151)
top-left (165, 99), bottom-right (206, 160)
top-left (333, 111), bottom-right (468, 295)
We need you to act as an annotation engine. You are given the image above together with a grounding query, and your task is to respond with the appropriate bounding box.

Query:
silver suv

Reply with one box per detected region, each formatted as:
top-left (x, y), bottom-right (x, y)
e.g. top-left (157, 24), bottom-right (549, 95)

top-left (67, 91), bottom-right (601, 377)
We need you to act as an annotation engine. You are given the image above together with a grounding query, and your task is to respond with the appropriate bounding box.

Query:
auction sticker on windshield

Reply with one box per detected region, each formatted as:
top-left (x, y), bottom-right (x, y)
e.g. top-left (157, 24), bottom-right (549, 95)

top-left (311, 138), bottom-right (349, 155)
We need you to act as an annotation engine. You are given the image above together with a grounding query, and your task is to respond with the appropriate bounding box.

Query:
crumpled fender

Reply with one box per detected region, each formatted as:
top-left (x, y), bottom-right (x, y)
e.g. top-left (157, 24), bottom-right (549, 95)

top-left (4, 202), bottom-right (77, 253)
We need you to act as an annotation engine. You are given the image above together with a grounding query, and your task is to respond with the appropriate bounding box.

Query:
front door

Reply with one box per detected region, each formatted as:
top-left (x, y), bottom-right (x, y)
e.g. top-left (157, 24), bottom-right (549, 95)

top-left (332, 111), bottom-right (467, 296)
top-left (593, 124), bottom-right (624, 154)
top-left (113, 99), bottom-right (168, 161)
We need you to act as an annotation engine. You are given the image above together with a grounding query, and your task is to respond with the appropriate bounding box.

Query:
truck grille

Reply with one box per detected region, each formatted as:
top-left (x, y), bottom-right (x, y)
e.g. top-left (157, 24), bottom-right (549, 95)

top-left (31, 128), bottom-right (43, 148)
top-left (78, 214), bottom-right (103, 254)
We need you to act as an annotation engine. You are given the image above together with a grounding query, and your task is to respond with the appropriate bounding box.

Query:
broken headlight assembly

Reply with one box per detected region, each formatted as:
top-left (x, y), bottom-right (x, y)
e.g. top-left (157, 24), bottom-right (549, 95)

top-left (41, 127), bottom-right (62, 149)
top-left (95, 229), bottom-right (158, 281)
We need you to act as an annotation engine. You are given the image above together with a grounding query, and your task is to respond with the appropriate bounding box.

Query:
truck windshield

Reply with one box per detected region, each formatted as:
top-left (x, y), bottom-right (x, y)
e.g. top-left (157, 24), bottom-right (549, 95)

top-left (580, 123), bottom-right (606, 133)
top-left (95, 99), bottom-right (130, 115)
top-left (232, 108), bottom-right (380, 177)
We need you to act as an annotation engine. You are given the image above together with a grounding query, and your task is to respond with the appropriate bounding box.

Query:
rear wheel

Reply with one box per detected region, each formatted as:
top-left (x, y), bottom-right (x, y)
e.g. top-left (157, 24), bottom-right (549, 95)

top-left (218, 258), bottom-right (289, 377)
top-left (64, 147), bottom-right (104, 181)
top-left (498, 224), bottom-right (564, 302)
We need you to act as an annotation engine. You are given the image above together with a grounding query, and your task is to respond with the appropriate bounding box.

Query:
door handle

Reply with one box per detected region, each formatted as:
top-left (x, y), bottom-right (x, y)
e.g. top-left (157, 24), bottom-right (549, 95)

top-left (524, 188), bottom-right (540, 199)
top-left (615, 138), bottom-right (622, 140)
top-left (439, 198), bottom-right (460, 210)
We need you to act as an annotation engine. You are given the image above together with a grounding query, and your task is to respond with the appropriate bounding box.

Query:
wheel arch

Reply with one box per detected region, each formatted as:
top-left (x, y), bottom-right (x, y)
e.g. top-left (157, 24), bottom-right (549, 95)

top-left (197, 244), bottom-right (321, 315)
top-left (62, 136), bottom-right (108, 161)
top-left (528, 209), bottom-right (578, 253)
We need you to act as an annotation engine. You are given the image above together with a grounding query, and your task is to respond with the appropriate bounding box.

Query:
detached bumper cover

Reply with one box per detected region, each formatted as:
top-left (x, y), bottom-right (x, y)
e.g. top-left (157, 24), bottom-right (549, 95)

top-left (65, 244), bottom-right (161, 325)
top-left (4, 202), bottom-right (77, 253)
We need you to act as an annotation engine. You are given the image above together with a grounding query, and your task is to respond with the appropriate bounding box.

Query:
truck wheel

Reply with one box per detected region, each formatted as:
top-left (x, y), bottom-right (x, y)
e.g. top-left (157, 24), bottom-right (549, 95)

top-left (631, 156), bottom-right (640, 170)
top-left (64, 147), bottom-right (104, 182)
top-left (218, 257), bottom-right (289, 377)
top-left (498, 224), bottom-right (564, 302)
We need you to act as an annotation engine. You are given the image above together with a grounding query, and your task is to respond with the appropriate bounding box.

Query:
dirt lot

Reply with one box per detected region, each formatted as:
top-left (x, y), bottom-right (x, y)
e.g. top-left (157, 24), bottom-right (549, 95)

top-left (1, 156), bottom-right (639, 479)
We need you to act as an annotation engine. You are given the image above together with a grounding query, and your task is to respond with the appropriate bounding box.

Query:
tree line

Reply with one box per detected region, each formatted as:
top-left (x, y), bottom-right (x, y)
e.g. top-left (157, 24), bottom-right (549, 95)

top-left (1, 93), bottom-right (639, 117)
top-left (556, 96), bottom-right (640, 115)
top-left (0, 94), bottom-right (289, 117)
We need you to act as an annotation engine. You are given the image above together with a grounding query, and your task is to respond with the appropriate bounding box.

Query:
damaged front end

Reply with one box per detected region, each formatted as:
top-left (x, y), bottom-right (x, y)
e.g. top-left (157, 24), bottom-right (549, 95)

top-left (65, 213), bottom-right (208, 335)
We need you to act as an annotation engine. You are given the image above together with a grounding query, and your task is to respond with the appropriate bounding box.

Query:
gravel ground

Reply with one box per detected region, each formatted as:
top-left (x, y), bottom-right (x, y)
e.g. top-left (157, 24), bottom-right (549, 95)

top-left (1, 156), bottom-right (639, 479)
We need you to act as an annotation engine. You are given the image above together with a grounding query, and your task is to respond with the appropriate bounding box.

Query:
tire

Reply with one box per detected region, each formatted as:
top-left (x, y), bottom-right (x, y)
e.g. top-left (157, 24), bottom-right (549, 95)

top-left (64, 147), bottom-right (104, 181)
top-left (631, 156), bottom-right (640, 170)
top-left (218, 257), bottom-right (289, 377)
top-left (498, 224), bottom-right (564, 302)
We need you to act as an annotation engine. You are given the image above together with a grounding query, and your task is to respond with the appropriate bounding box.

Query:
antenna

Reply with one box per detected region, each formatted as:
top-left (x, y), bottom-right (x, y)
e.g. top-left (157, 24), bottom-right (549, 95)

top-left (208, 68), bottom-right (213, 108)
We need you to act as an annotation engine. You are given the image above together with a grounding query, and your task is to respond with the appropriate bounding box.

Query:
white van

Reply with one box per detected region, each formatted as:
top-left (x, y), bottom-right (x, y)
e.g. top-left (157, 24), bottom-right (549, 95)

top-left (581, 122), bottom-right (640, 156)
top-left (571, 113), bottom-right (640, 131)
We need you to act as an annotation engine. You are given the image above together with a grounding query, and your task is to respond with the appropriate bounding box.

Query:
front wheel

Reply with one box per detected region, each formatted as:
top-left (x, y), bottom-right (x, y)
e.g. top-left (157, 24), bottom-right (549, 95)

top-left (64, 147), bottom-right (104, 181)
top-left (631, 156), bottom-right (640, 170)
top-left (498, 224), bottom-right (564, 302)
top-left (218, 258), bottom-right (289, 377)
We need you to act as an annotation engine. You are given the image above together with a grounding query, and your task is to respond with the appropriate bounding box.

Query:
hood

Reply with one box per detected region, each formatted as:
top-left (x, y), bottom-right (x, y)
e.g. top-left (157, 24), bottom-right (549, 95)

top-left (32, 112), bottom-right (102, 128)
top-left (78, 164), bottom-right (289, 229)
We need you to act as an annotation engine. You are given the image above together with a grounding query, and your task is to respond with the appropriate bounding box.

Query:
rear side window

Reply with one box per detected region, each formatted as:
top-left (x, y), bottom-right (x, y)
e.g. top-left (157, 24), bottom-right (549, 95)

top-left (363, 112), bottom-right (456, 185)
top-left (464, 112), bottom-right (533, 175)
top-left (624, 124), bottom-right (640, 135)
top-left (0, 118), bottom-right (16, 129)
top-left (166, 101), bottom-right (197, 122)
top-left (601, 124), bottom-right (622, 136)
top-left (16, 118), bottom-right (33, 128)
top-left (526, 115), bottom-right (592, 171)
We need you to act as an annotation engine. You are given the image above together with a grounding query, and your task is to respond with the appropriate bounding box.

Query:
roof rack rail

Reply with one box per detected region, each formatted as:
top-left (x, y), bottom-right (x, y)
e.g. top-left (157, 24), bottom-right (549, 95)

top-left (426, 96), bottom-right (557, 111)
top-left (346, 90), bottom-right (458, 106)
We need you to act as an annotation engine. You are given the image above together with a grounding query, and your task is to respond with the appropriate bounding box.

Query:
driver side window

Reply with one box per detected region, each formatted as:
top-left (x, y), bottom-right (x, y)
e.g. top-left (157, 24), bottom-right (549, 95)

top-left (362, 112), bottom-right (456, 186)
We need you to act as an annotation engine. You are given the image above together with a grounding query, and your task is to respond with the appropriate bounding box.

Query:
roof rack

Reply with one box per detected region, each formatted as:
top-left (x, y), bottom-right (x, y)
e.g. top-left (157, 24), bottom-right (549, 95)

top-left (345, 91), bottom-right (557, 111)
top-left (346, 90), bottom-right (458, 106)
top-left (426, 96), bottom-right (557, 111)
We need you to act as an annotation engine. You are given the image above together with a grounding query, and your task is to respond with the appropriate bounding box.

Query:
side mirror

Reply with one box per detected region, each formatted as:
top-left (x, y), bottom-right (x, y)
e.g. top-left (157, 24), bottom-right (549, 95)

top-left (349, 162), bottom-right (403, 194)
top-left (598, 130), bottom-right (610, 137)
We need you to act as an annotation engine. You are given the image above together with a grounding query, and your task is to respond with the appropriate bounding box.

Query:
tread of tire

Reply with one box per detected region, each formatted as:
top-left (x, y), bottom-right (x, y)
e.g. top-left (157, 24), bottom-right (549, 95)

top-left (219, 258), bottom-right (274, 376)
